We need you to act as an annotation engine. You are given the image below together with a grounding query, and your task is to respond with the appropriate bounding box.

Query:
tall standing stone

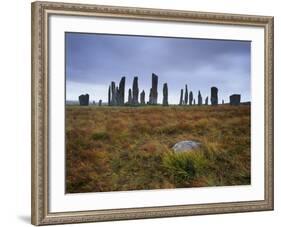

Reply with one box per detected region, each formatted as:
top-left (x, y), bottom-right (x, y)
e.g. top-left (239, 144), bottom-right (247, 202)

top-left (198, 91), bottom-right (202, 105)
top-left (140, 90), bottom-right (145, 105)
top-left (128, 88), bottom-right (132, 105)
top-left (149, 73), bottom-right (158, 104)
top-left (115, 86), bottom-right (121, 105)
top-left (132, 77), bottom-right (139, 105)
top-left (119, 77), bottom-right (126, 105)
top-left (108, 85), bottom-right (111, 106)
top-left (111, 81), bottom-right (116, 106)
top-left (184, 84), bottom-right (188, 105)
top-left (205, 96), bottom-right (209, 105)
top-left (179, 89), bottom-right (184, 106)
top-left (222, 99), bottom-right (224, 105)
top-left (230, 94), bottom-right (241, 105)
top-left (148, 89), bottom-right (152, 104)
top-left (189, 91), bottom-right (193, 105)
top-left (98, 100), bottom-right (102, 106)
top-left (79, 94), bottom-right (89, 106)
top-left (211, 87), bottom-right (218, 105)
top-left (163, 83), bottom-right (168, 106)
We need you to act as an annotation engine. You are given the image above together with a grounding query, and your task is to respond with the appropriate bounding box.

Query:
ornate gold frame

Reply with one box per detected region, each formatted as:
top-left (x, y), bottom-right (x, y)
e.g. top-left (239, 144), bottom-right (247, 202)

top-left (31, 1), bottom-right (274, 225)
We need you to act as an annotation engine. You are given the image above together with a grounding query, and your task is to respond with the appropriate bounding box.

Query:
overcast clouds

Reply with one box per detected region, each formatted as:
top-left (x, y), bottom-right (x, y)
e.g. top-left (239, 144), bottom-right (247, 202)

top-left (65, 32), bottom-right (251, 104)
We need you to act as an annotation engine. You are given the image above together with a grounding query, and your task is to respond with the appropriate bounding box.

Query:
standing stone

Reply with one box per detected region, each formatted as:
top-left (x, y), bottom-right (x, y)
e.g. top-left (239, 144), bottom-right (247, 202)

top-left (132, 77), bottom-right (139, 105)
top-left (211, 87), bottom-right (218, 105)
top-left (193, 99), bottom-right (196, 105)
top-left (189, 91), bottom-right (193, 105)
top-left (205, 96), bottom-right (209, 105)
top-left (163, 83), bottom-right (168, 106)
top-left (198, 91), bottom-right (202, 105)
top-left (230, 94), bottom-right (241, 106)
top-left (184, 84), bottom-right (188, 105)
top-left (93, 101), bottom-right (96, 105)
top-left (222, 99), bottom-right (225, 105)
top-left (179, 89), bottom-right (184, 106)
top-left (98, 100), bottom-right (102, 106)
top-left (79, 94), bottom-right (89, 106)
top-left (108, 85), bottom-right (111, 106)
top-left (148, 89), bottom-right (152, 105)
top-left (149, 73), bottom-right (158, 104)
top-left (119, 77), bottom-right (126, 105)
top-left (128, 88), bottom-right (132, 105)
top-left (115, 86), bottom-right (121, 105)
top-left (140, 90), bottom-right (145, 105)
top-left (111, 81), bottom-right (116, 106)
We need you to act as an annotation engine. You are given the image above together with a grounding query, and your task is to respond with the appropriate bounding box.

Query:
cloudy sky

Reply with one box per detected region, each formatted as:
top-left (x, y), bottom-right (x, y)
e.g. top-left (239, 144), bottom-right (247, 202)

top-left (65, 32), bottom-right (251, 104)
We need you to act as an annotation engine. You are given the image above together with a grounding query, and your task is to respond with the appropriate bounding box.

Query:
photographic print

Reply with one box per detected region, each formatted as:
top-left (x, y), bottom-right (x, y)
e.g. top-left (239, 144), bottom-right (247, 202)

top-left (65, 33), bottom-right (251, 193)
top-left (32, 2), bottom-right (273, 224)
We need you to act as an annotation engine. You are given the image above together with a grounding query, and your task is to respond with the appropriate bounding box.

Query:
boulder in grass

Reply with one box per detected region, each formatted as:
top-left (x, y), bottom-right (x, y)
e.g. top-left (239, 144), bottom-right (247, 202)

top-left (172, 140), bottom-right (201, 153)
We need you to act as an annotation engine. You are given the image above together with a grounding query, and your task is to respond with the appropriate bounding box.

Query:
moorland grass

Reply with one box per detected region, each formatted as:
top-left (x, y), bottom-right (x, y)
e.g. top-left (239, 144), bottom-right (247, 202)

top-left (66, 105), bottom-right (250, 193)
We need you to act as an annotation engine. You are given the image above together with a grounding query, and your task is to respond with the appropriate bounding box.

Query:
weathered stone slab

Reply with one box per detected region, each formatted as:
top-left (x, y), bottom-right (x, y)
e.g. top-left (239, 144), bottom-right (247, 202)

top-left (211, 87), bottom-right (218, 105)
top-left (189, 91), bottom-right (193, 105)
top-left (198, 90), bottom-right (202, 105)
top-left (230, 94), bottom-right (241, 105)
top-left (140, 90), bottom-right (145, 104)
top-left (149, 73), bottom-right (158, 104)
top-left (128, 88), bottom-right (132, 105)
top-left (184, 84), bottom-right (188, 105)
top-left (163, 83), bottom-right (168, 106)
top-left (79, 94), bottom-right (89, 106)
top-left (132, 76), bottom-right (139, 105)
top-left (205, 96), bottom-right (208, 105)
top-left (119, 77), bottom-right (126, 105)
top-left (179, 89), bottom-right (183, 105)
top-left (111, 81), bottom-right (116, 106)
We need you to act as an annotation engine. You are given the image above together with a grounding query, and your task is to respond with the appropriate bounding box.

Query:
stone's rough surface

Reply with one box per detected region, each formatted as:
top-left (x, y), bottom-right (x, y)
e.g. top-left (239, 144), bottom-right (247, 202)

top-left (189, 91), bottom-right (193, 105)
top-left (140, 90), bottom-right (145, 104)
top-left (172, 140), bottom-right (201, 153)
top-left (198, 90), bottom-right (202, 105)
top-left (163, 83), bottom-right (168, 106)
top-left (179, 89), bottom-right (183, 105)
top-left (132, 77), bottom-right (139, 105)
top-left (79, 94), bottom-right (89, 106)
top-left (184, 84), bottom-right (188, 105)
top-left (98, 100), bottom-right (102, 106)
top-left (205, 96), bottom-right (208, 105)
top-left (128, 88), bottom-right (132, 105)
top-left (211, 87), bottom-right (218, 105)
top-left (119, 77), bottom-right (126, 105)
top-left (149, 73), bottom-right (158, 104)
top-left (108, 85), bottom-right (111, 106)
top-left (230, 94), bottom-right (241, 105)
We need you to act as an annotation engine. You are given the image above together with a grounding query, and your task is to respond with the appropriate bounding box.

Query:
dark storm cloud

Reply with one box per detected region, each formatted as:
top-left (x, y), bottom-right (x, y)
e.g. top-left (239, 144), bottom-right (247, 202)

top-left (66, 32), bottom-right (251, 103)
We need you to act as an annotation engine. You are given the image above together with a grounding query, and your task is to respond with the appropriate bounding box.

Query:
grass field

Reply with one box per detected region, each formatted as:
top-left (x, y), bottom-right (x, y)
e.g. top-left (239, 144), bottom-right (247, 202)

top-left (66, 105), bottom-right (250, 193)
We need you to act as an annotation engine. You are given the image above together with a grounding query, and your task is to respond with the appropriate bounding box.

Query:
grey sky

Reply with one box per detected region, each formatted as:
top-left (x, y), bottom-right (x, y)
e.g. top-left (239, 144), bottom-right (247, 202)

top-left (66, 32), bottom-right (251, 104)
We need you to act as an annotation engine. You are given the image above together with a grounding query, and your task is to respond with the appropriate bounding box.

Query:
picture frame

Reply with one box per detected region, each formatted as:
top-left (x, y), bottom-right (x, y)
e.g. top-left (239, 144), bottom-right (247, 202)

top-left (31, 1), bottom-right (274, 225)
